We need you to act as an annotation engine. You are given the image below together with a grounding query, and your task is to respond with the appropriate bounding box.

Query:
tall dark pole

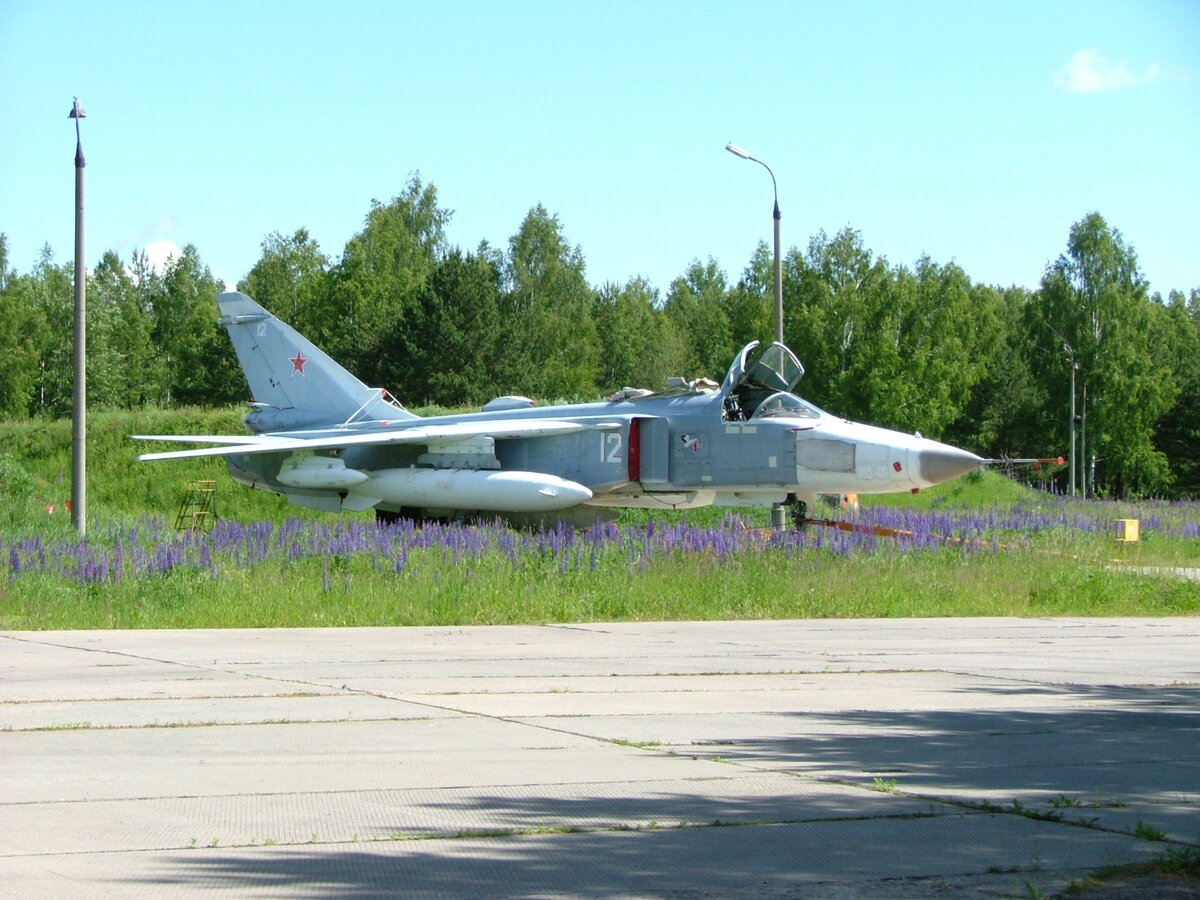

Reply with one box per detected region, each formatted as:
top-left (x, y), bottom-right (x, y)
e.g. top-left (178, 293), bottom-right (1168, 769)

top-left (1070, 363), bottom-right (1079, 497)
top-left (69, 98), bottom-right (87, 535)
top-left (1070, 348), bottom-right (1080, 501)
top-left (727, 143), bottom-right (788, 529)
top-left (1062, 341), bottom-right (1081, 498)
top-left (1080, 380), bottom-right (1088, 500)
top-left (771, 186), bottom-right (782, 347)
top-left (725, 143), bottom-right (783, 345)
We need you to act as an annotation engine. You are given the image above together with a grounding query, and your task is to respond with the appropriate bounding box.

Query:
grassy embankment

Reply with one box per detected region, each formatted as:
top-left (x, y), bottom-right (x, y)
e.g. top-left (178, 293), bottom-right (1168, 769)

top-left (1, 410), bottom-right (1196, 630)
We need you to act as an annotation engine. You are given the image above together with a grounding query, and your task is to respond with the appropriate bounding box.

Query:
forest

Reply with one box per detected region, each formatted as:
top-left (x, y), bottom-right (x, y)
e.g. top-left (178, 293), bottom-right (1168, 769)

top-left (2, 174), bottom-right (1197, 499)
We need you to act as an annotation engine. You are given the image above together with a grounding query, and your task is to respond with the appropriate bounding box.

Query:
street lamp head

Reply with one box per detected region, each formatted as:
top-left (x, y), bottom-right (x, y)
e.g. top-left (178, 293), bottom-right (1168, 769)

top-left (724, 141), bottom-right (782, 344)
top-left (68, 97), bottom-right (86, 119)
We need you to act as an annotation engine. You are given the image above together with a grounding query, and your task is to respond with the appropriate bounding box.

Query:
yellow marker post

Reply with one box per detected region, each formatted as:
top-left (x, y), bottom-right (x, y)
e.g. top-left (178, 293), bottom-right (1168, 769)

top-left (1115, 519), bottom-right (1140, 543)
top-left (1114, 519), bottom-right (1140, 560)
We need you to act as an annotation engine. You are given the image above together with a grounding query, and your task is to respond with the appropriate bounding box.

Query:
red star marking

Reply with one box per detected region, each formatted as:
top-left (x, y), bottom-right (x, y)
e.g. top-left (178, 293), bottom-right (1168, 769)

top-left (289, 350), bottom-right (309, 377)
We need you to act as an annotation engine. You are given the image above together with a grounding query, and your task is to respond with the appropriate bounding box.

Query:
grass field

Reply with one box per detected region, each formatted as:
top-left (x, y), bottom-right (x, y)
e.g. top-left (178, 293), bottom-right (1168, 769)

top-left (1, 412), bottom-right (1197, 630)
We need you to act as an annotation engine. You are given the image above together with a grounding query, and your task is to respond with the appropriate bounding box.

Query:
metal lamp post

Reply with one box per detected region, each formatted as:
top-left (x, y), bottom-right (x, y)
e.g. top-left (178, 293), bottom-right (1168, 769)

top-left (725, 143), bottom-right (783, 346)
top-left (69, 97), bottom-right (87, 535)
top-left (1062, 342), bottom-right (1077, 497)
top-left (727, 143), bottom-right (788, 529)
top-left (1080, 380), bottom-right (1089, 500)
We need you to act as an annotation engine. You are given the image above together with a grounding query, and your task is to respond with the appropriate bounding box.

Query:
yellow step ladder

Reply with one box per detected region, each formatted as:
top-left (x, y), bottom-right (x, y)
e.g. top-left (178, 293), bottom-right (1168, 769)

top-left (174, 480), bottom-right (217, 532)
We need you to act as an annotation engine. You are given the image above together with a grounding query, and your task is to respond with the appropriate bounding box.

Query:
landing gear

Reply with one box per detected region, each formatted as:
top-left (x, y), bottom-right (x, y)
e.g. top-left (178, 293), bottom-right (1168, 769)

top-left (788, 495), bottom-right (808, 529)
top-left (770, 503), bottom-right (788, 531)
top-left (374, 507), bottom-right (426, 527)
top-left (374, 508), bottom-right (401, 527)
top-left (771, 495), bottom-right (809, 530)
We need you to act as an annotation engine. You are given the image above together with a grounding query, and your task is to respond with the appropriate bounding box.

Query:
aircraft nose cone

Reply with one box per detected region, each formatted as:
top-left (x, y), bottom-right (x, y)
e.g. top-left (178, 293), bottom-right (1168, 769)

top-left (917, 444), bottom-right (983, 486)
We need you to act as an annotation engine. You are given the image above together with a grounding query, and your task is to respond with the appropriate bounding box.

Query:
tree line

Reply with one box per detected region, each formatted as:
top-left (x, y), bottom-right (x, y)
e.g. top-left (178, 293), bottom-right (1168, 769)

top-left (2, 174), bottom-right (1197, 498)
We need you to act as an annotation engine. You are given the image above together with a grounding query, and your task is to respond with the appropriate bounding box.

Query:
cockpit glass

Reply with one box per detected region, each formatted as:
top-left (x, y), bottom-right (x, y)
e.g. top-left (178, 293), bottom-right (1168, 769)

top-left (750, 391), bottom-right (823, 420)
top-left (753, 343), bottom-right (805, 392)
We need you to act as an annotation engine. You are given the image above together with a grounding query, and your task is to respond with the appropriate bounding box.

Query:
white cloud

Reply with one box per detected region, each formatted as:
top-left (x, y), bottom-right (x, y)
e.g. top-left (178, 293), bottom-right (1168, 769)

top-left (122, 239), bottom-right (181, 285)
top-left (1054, 48), bottom-right (1165, 93)
top-left (132, 238), bottom-right (237, 291)
top-left (115, 215), bottom-right (181, 272)
top-left (135, 213), bottom-right (178, 246)
top-left (142, 239), bottom-right (182, 273)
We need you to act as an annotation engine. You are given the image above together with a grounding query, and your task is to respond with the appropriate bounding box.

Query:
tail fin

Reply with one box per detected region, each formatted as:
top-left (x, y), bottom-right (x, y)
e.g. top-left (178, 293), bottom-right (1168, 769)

top-left (216, 292), bottom-right (416, 433)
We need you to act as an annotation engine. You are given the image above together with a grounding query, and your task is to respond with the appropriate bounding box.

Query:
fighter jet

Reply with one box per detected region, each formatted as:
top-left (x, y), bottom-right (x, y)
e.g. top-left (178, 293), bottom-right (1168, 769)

top-left (134, 292), bottom-right (983, 526)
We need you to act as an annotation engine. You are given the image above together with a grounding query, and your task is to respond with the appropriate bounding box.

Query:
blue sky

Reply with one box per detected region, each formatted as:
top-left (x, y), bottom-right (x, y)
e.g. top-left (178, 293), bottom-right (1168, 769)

top-left (2, 0), bottom-right (1197, 299)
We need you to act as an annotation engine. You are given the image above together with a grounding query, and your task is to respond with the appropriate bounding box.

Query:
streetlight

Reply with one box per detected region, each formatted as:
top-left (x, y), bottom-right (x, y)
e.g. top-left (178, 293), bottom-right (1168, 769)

top-left (727, 143), bottom-right (788, 530)
top-left (69, 97), bottom-right (87, 535)
top-left (725, 142), bottom-right (783, 346)
top-left (1080, 380), bottom-right (1089, 500)
top-left (1062, 342), bottom-right (1077, 497)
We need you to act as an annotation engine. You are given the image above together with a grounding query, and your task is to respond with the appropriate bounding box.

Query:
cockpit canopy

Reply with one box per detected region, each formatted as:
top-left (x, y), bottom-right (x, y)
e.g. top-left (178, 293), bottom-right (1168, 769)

top-left (749, 343), bottom-right (805, 393)
top-left (750, 391), bottom-right (823, 420)
top-left (720, 341), bottom-right (804, 396)
top-left (721, 341), bottom-right (811, 420)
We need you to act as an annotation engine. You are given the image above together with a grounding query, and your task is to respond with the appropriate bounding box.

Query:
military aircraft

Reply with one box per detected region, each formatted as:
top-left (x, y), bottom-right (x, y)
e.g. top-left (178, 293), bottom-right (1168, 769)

top-left (134, 292), bottom-right (983, 526)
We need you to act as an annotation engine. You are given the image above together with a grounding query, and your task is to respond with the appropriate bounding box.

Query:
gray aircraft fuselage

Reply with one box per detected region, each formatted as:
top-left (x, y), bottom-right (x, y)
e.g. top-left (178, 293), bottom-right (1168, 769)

top-left (137, 292), bottom-right (982, 524)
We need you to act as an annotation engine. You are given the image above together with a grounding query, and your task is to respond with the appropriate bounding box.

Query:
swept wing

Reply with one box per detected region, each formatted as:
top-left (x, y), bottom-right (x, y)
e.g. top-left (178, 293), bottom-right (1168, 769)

top-left (135, 419), bottom-right (620, 461)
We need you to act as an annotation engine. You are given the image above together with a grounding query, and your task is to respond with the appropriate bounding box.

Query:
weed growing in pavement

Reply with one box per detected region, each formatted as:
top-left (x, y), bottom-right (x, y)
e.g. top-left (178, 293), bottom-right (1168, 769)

top-left (1134, 820), bottom-right (1168, 841)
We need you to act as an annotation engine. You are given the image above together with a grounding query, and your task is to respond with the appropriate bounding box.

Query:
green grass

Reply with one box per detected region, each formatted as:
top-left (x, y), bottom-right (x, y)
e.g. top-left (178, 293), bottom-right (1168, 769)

top-left (862, 465), bottom-right (1042, 510)
top-left (1, 411), bottom-right (1197, 631)
top-left (3, 535), bottom-right (1196, 631)
top-left (0, 408), bottom-right (353, 527)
